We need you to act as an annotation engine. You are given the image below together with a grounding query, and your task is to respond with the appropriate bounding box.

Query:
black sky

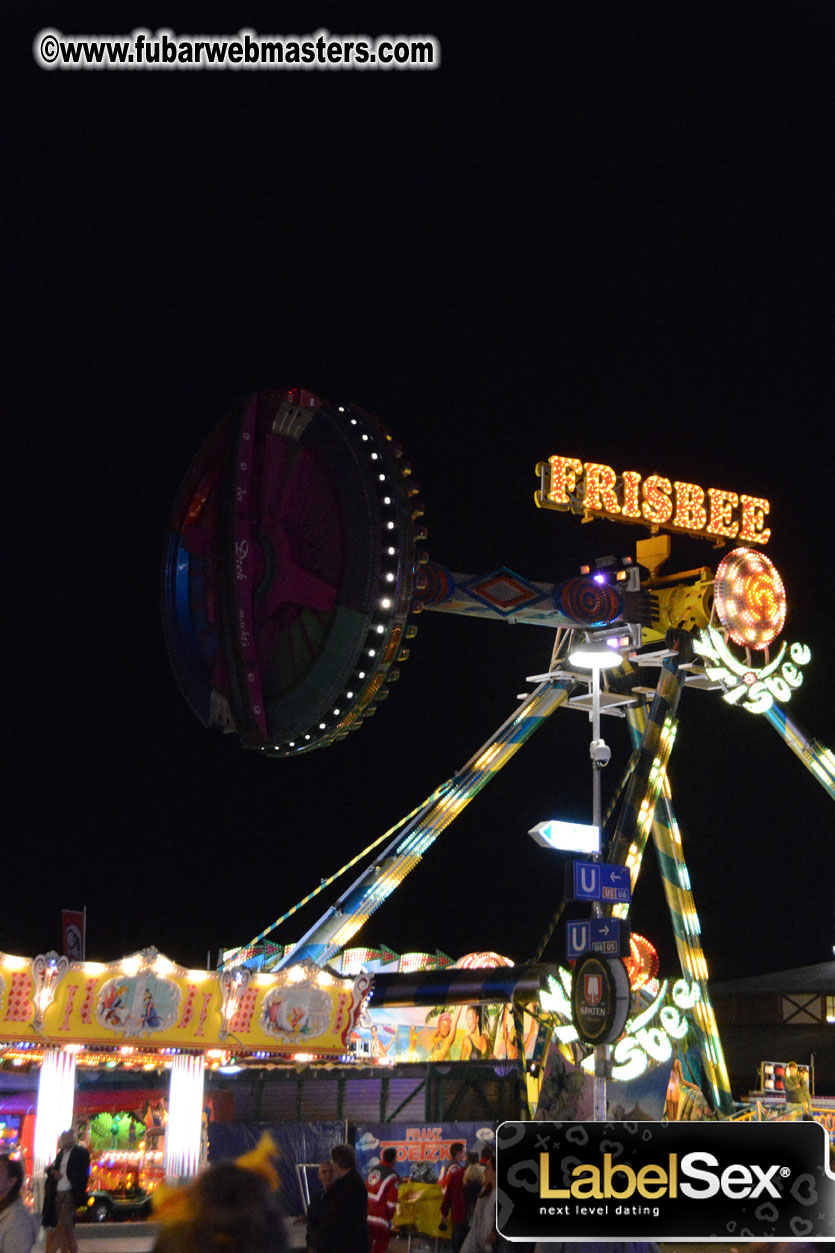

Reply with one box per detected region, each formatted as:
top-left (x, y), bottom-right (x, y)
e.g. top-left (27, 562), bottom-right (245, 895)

top-left (4, 4), bottom-right (834, 985)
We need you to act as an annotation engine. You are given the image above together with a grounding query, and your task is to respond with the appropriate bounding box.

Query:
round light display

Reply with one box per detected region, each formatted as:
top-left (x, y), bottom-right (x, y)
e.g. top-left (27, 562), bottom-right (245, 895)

top-left (453, 952), bottom-right (514, 969)
top-left (624, 934), bottom-right (659, 992)
top-left (713, 547), bottom-right (786, 650)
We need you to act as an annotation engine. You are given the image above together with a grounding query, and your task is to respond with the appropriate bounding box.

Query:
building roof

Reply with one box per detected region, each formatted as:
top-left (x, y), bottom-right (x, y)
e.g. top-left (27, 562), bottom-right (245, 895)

top-left (711, 961), bottom-right (835, 996)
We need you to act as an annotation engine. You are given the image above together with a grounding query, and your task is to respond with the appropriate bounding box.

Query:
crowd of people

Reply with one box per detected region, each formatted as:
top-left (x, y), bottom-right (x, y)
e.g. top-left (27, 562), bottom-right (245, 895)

top-left (0, 1124), bottom-right (501, 1253)
top-left (304, 1139), bottom-right (499, 1253)
top-left (437, 1141), bottom-right (499, 1253)
top-left (150, 1136), bottom-right (499, 1253)
top-left (1, 1122), bottom-right (830, 1253)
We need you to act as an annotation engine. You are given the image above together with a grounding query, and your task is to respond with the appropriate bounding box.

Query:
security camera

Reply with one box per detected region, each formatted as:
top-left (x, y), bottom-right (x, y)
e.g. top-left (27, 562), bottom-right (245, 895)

top-left (589, 738), bottom-right (611, 767)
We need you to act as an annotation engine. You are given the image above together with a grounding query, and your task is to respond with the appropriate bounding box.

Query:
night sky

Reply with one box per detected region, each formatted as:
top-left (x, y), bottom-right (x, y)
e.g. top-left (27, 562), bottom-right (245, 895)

top-left (5, 4), bottom-right (834, 986)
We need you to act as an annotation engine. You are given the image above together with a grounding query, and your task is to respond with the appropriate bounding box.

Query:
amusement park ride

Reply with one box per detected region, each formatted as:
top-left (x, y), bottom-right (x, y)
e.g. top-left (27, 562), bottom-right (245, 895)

top-left (163, 387), bottom-right (835, 1118)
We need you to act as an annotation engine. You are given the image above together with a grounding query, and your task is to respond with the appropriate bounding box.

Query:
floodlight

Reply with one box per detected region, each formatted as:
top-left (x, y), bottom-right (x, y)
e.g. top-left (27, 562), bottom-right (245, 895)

top-left (569, 642), bottom-right (623, 669)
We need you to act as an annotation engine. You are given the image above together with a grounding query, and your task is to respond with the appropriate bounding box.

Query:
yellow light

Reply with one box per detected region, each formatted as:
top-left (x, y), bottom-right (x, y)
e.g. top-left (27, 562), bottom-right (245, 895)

top-left (583, 462), bottom-right (620, 514)
top-left (739, 495), bottom-right (771, 544)
top-left (546, 455), bottom-right (584, 505)
top-left (641, 475), bottom-right (673, 526)
top-left (474, 744), bottom-right (500, 771)
top-left (621, 470), bottom-right (642, 518)
top-left (1, 955), bottom-right (28, 971)
top-left (707, 487), bottom-right (739, 539)
top-left (673, 481), bottom-right (708, 531)
top-left (83, 962), bottom-right (106, 976)
top-left (121, 956), bottom-right (141, 976)
top-left (153, 956), bottom-right (175, 977)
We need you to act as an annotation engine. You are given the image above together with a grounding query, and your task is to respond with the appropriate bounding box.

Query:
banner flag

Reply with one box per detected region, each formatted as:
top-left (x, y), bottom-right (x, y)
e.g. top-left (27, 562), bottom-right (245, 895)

top-left (61, 909), bottom-right (85, 961)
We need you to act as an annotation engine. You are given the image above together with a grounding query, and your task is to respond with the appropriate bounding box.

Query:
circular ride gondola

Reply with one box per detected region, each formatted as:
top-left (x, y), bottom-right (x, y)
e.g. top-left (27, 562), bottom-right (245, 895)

top-left (163, 388), bottom-right (426, 755)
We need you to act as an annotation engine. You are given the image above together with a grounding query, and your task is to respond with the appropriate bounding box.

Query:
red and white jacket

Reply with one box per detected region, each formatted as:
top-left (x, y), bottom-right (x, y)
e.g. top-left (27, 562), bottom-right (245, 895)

top-left (367, 1162), bottom-right (400, 1233)
top-left (440, 1159), bottom-right (467, 1225)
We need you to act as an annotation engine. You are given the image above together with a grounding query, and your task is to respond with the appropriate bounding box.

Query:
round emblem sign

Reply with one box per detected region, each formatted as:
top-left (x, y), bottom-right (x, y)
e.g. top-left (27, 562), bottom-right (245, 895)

top-left (571, 953), bottom-right (630, 1045)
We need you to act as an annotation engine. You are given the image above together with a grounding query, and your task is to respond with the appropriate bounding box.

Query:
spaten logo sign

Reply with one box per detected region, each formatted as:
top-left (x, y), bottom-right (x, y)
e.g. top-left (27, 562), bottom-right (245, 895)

top-left (583, 974), bottom-right (601, 1006)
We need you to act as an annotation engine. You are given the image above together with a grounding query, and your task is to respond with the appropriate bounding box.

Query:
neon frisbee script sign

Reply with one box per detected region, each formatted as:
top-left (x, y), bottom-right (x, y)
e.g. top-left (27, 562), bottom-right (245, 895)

top-left (536, 457), bottom-right (771, 545)
top-left (694, 629), bottom-right (811, 715)
top-left (541, 967), bottom-right (700, 1083)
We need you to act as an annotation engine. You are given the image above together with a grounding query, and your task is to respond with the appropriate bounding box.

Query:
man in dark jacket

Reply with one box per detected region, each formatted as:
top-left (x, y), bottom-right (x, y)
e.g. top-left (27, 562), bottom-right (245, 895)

top-left (306, 1158), bottom-right (335, 1252)
top-left (316, 1144), bottom-right (368, 1253)
top-left (783, 1061), bottom-right (812, 1114)
top-left (43, 1129), bottom-right (90, 1253)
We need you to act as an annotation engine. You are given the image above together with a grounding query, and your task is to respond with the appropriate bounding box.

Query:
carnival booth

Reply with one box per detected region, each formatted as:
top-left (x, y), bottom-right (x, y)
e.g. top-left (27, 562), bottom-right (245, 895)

top-left (0, 943), bottom-right (369, 1212)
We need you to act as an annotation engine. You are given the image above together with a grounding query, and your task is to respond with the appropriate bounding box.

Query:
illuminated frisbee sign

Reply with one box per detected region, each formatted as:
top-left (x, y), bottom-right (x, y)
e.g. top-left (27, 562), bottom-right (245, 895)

top-left (536, 456), bottom-right (771, 545)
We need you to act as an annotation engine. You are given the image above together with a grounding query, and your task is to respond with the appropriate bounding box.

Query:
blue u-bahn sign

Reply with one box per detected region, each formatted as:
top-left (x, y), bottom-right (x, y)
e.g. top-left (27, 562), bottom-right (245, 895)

top-left (566, 917), bottom-right (630, 960)
top-left (569, 859), bottom-right (632, 904)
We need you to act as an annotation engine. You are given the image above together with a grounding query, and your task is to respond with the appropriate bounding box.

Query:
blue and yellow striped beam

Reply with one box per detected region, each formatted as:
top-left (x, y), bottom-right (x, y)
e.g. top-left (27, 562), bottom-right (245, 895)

top-left (601, 651), bottom-right (732, 1113)
top-left (650, 780), bottom-right (734, 1116)
top-left (607, 653), bottom-right (687, 885)
top-left (763, 704), bottom-right (835, 803)
top-left (619, 698), bottom-right (734, 1116)
top-left (222, 788), bottom-right (454, 968)
top-left (275, 682), bottom-right (570, 969)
